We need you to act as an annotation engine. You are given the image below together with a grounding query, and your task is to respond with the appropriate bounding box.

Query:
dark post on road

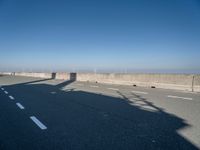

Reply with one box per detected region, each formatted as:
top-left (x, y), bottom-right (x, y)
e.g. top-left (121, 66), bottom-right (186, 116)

top-left (51, 72), bottom-right (56, 79)
top-left (70, 73), bottom-right (77, 81)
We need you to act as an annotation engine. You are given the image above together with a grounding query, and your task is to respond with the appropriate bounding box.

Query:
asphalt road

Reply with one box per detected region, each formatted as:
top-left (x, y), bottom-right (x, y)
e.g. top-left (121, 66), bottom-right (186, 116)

top-left (0, 75), bottom-right (200, 150)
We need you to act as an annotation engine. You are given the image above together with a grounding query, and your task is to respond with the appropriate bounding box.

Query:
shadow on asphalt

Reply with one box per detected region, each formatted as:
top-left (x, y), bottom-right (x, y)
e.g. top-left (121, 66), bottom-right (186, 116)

top-left (0, 77), bottom-right (199, 150)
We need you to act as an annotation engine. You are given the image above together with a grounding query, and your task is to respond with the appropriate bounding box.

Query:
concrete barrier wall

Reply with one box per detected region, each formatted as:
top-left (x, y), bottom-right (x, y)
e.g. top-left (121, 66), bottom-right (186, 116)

top-left (0, 72), bottom-right (12, 75)
top-left (14, 72), bottom-right (52, 79)
top-left (77, 73), bottom-right (197, 91)
top-left (194, 75), bottom-right (200, 92)
top-left (55, 73), bottom-right (70, 80)
top-left (14, 72), bottom-right (71, 80)
top-left (4, 72), bottom-right (200, 92)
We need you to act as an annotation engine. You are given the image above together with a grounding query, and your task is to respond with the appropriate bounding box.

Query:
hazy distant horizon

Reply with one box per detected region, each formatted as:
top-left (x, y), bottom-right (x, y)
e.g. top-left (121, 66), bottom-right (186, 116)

top-left (1, 67), bottom-right (200, 74)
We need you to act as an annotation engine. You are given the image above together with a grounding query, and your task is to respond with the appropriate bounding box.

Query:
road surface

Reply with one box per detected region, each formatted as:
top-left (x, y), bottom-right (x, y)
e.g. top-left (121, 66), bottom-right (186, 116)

top-left (0, 75), bottom-right (200, 150)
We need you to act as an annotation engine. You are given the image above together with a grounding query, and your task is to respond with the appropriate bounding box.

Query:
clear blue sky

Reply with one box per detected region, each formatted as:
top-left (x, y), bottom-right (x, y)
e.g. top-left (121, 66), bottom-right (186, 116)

top-left (0, 0), bottom-right (200, 73)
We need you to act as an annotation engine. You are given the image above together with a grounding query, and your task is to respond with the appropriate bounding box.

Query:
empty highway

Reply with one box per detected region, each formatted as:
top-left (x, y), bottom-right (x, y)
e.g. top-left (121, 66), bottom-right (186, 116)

top-left (0, 75), bottom-right (200, 150)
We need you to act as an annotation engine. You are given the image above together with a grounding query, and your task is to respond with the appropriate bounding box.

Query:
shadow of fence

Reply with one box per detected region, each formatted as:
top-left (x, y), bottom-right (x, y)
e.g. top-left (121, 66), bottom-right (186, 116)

top-left (0, 76), bottom-right (199, 150)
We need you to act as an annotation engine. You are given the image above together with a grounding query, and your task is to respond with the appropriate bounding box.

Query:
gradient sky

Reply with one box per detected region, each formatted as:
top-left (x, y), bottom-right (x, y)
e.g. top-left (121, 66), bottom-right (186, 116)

top-left (0, 0), bottom-right (200, 73)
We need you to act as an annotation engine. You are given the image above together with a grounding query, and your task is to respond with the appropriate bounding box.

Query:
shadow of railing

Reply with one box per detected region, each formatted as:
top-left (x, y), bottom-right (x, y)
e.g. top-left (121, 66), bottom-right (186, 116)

top-left (1, 77), bottom-right (199, 150)
top-left (0, 74), bottom-right (6, 77)
top-left (17, 78), bottom-right (53, 85)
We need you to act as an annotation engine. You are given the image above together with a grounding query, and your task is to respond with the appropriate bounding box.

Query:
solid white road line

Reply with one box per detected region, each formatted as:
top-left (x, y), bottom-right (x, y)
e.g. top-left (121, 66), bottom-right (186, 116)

top-left (107, 88), bottom-right (119, 91)
top-left (30, 116), bottom-right (47, 130)
top-left (132, 90), bottom-right (148, 95)
top-left (90, 85), bottom-right (99, 88)
top-left (9, 95), bottom-right (15, 100)
top-left (16, 103), bottom-right (25, 109)
top-left (50, 91), bottom-right (56, 94)
top-left (130, 97), bottom-right (141, 100)
top-left (167, 95), bottom-right (193, 101)
top-left (4, 91), bottom-right (8, 94)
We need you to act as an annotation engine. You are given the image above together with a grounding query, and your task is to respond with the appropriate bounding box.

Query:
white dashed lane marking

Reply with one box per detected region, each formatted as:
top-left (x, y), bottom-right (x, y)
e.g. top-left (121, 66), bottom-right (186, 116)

top-left (107, 88), bottom-right (119, 91)
top-left (130, 97), bottom-right (141, 100)
top-left (4, 91), bottom-right (8, 94)
top-left (132, 90), bottom-right (148, 95)
top-left (9, 95), bottom-right (15, 100)
top-left (16, 103), bottom-right (25, 109)
top-left (30, 116), bottom-right (47, 130)
top-left (90, 85), bottom-right (99, 88)
top-left (1, 88), bottom-right (4, 90)
top-left (167, 95), bottom-right (193, 101)
top-left (76, 84), bottom-right (83, 86)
